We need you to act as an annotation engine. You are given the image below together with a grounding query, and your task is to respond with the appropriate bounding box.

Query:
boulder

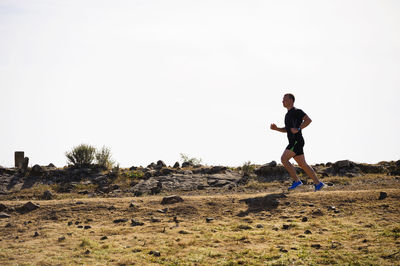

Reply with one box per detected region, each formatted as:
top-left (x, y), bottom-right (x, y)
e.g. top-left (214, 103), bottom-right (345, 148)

top-left (31, 164), bottom-right (43, 176)
top-left (16, 202), bottom-right (40, 214)
top-left (161, 195), bottom-right (184, 205)
top-left (156, 160), bottom-right (166, 169)
top-left (173, 162), bottom-right (180, 168)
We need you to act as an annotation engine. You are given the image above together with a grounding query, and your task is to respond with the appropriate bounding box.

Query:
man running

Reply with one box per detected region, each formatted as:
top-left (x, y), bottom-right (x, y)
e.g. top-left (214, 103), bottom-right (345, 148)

top-left (270, 93), bottom-right (324, 191)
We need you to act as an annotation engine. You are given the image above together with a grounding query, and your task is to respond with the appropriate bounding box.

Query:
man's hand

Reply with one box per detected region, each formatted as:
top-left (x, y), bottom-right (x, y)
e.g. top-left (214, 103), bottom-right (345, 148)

top-left (290, 128), bottom-right (300, 134)
top-left (270, 123), bottom-right (278, 130)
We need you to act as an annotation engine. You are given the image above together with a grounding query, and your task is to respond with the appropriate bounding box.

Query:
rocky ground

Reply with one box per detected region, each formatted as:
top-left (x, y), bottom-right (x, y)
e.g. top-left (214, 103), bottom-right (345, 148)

top-left (1, 159), bottom-right (399, 199)
top-left (0, 160), bottom-right (400, 265)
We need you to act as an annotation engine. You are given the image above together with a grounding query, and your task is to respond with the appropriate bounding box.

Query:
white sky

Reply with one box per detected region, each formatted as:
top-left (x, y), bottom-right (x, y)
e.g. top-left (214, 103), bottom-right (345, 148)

top-left (1, 0), bottom-right (399, 167)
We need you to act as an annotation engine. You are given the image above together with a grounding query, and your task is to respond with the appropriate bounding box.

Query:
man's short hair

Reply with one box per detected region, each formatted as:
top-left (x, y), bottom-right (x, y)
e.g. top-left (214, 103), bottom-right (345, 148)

top-left (285, 93), bottom-right (295, 102)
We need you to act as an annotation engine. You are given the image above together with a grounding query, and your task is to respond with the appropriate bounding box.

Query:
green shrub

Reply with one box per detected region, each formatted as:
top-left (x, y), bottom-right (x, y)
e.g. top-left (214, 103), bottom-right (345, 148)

top-left (95, 146), bottom-right (115, 169)
top-left (242, 161), bottom-right (255, 176)
top-left (65, 144), bottom-right (96, 165)
top-left (180, 153), bottom-right (202, 165)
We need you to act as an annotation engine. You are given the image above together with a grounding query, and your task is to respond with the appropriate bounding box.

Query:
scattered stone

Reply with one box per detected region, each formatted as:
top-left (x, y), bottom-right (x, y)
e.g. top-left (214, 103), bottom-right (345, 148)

top-left (311, 209), bottom-right (324, 216)
top-left (302, 217), bottom-right (308, 222)
top-left (48, 163), bottom-right (55, 168)
top-left (108, 205), bottom-right (116, 210)
top-left (113, 219), bottom-right (128, 223)
top-left (75, 201), bottom-right (84, 205)
top-left (327, 182), bottom-right (334, 187)
top-left (5, 223), bottom-right (12, 228)
top-left (173, 162), bottom-right (180, 168)
top-left (272, 227), bottom-right (279, 231)
top-left (362, 239), bottom-right (368, 243)
top-left (284, 202), bottom-right (290, 206)
top-left (33, 232), bottom-right (39, 237)
top-left (0, 203), bottom-right (6, 212)
top-left (77, 225), bottom-right (83, 228)
top-left (379, 192), bottom-right (387, 200)
top-left (327, 206), bottom-right (336, 211)
top-left (279, 248), bottom-right (288, 253)
top-left (298, 235), bottom-right (305, 238)
top-left (151, 217), bottom-right (161, 223)
top-left (311, 244), bottom-right (321, 249)
top-left (149, 250), bottom-right (161, 257)
top-left (132, 248), bottom-right (141, 253)
top-left (157, 208), bottom-right (168, 214)
top-left (58, 236), bottom-right (66, 242)
top-left (17, 202), bottom-right (40, 214)
top-left (100, 236), bottom-right (108, 240)
top-left (282, 224), bottom-right (292, 230)
top-left (238, 225), bottom-right (252, 230)
top-left (75, 221), bottom-right (81, 225)
top-left (84, 225), bottom-right (91, 230)
top-left (67, 221), bottom-right (73, 226)
top-left (161, 195), bottom-right (184, 205)
top-left (331, 241), bottom-right (342, 249)
top-left (178, 230), bottom-right (190, 234)
top-left (256, 224), bottom-right (264, 229)
top-left (84, 250), bottom-right (90, 255)
top-left (304, 230), bottom-right (312, 234)
top-left (131, 219), bottom-right (144, 226)
top-left (206, 217), bottom-right (214, 223)
top-left (31, 164), bottom-right (43, 175)
top-left (129, 203), bottom-right (138, 208)
top-left (42, 190), bottom-right (54, 200)
top-left (0, 212), bottom-right (10, 218)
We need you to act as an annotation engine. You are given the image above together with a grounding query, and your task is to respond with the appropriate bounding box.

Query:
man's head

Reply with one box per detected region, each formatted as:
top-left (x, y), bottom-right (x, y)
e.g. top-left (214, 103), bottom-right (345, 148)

top-left (282, 93), bottom-right (295, 109)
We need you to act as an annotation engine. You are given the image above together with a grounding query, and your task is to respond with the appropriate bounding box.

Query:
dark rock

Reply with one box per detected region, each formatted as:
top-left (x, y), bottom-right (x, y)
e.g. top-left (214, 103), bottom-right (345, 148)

top-left (58, 236), bottom-right (66, 242)
top-left (159, 168), bottom-right (175, 176)
top-left (311, 244), bottom-right (321, 249)
top-left (282, 224), bottom-right (292, 230)
top-left (302, 217), bottom-right (308, 222)
top-left (331, 241), bottom-right (342, 249)
top-left (161, 195), bottom-right (184, 205)
top-left (311, 209), bottom-right (324, 216)
top-left (182, 161), bottom-right (193, 168)
top-left (178, 230), bottom-right (190, 234)
top-left (75, 221), bottom-right (81, 225)
top-left (84, 225), bottom-right (91, 230)
top-left (238, 225), bottom-right (252, 230)
top-left (76, 201), bottom-right (84, 205)
top-left (5, 223), bottom-right (12, 228)
top-left (279, 248), bottom-right (288, 253)
top-left (304, 230), bottom-right (312, 234)
top-left (108, 206), bottom-right (116, 210)
top-left (268, 161), bottom-right (277, 167)
top-left (17, 202), bottom-right (40, 214)
top-left (129, 166), bottom-right (137, 171)
top-left (151, 217), bottom-right (161, 223)
top-left (31, 164), bottom-right (43, 175)
top-left (206, 217), bottom-right (214, 223)
top-left (100, 236), bottom-right (108, 240)
top-left (256, 224), bottom-right (264, 228)
top-left (156, 160), bottom-right (166, 169)
top-left (48, 163), bottom-right (56, 168)
top-left (149, 250), bottom-right (161, 257)
top-left (173, 162), bottom-right (180, 168)
top-left (33, 232), bottom-right (39, 237)
top-left (327, 182), bottom-right (334, 187)
top-left (379, 192), bottom-right (387, 200)
top-left (0, 203), bottom-right (6, 212)
top-left (42, 190), bottom-right (54, 200)
top-left (77, 225), bottom-right (83, 228)
top-left (68, 221), bottom-right (73, 226)
top-left (0, 212), bottom-right (11, 218)
top-left (131, 219), bottom-right (144, 226)
top-left (147, 162), bottom-right (156, 169)
top-left (84, 250), bottom-right (90, 255)
top-left (113, 219), bottom-right (128, 223)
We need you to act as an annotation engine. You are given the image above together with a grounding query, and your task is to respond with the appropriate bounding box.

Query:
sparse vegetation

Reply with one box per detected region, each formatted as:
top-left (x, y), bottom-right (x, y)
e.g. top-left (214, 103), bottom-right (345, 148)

top-left (241, 161), bottom-right (255, 176)
top-left (95, 146), bottom-right (115, 169)
top-left (65, 144), bottom-right (96, 166)
top-left (180, 153), bottom-right (202, 165)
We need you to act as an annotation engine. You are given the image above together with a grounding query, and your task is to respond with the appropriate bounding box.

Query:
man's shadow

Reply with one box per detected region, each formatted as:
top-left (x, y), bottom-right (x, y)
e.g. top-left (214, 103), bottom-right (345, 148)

top-left (237, 193), bottom-right (287, 217)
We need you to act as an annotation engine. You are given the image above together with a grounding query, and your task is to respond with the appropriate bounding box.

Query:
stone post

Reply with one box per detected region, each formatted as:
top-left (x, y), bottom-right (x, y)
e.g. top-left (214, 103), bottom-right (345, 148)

top-left (15, 151), bottom-right (25, 168)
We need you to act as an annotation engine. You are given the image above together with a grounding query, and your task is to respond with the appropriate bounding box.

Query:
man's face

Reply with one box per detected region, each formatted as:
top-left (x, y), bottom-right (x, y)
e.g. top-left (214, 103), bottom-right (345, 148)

top-left (282, 95), bottom-right (292, 108)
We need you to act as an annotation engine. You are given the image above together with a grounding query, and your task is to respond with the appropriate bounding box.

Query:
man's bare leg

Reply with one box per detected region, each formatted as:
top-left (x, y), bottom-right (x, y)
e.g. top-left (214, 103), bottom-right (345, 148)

top-left (281, 149), bottom-right (300, 182)
top-left (293, 154), bottom-right (320, 184)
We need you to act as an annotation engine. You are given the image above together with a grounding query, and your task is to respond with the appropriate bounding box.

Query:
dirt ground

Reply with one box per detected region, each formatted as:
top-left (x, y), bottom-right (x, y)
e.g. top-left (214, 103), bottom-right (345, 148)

top-left (1, 174), bottom-right (400, 265)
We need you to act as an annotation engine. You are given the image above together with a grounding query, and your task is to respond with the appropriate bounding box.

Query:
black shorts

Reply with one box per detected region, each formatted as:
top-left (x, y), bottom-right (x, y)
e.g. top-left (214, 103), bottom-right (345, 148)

top-left (286, 138), bottom-right (305, 156)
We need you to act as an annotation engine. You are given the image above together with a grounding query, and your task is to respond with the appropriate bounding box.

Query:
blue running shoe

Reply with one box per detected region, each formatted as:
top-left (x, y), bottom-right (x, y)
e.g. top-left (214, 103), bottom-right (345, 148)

top-left (288, 180), bottom-right (303, 190)
top-left (314, 182), bottom-right (325, 192)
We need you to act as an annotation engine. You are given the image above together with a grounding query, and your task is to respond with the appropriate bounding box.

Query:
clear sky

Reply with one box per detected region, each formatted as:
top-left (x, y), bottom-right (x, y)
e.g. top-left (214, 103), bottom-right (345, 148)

top-left (1, 0), bottom-right (399, 168)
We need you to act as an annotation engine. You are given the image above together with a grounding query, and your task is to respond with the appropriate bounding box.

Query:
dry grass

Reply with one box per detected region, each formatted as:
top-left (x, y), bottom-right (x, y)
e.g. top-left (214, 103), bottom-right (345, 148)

top-left (1, 175), bottom-right (400, 265)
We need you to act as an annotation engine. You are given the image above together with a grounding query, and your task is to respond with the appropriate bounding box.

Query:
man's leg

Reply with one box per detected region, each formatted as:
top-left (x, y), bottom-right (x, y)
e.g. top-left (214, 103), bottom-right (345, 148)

top-left (293, 154), bottom-right (320, 184)
top-left (281, 149), bottom-right (299, 182)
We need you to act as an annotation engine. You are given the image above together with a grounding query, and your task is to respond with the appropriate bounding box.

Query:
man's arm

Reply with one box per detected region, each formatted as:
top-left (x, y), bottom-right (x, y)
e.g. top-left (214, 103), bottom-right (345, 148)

top-left (270, 123), bottom-right (287, 133)
top-left (290, 115), bottom-right (312, 134)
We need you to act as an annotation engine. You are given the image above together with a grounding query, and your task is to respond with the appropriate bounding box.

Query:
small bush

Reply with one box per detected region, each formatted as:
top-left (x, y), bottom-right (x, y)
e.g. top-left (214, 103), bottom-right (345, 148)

top-left (242, 161), bottom-right (255, 176)
top-left (65, 144), bottom-right (96, 166)
top-left (180, 153), bottom-right (202, 165)
top-left (95, 146), bottom-right (115, 169)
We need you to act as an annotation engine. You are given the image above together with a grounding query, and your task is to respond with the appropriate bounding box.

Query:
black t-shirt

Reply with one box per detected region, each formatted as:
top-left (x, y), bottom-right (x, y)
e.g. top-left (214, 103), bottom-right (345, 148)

top-left (284, 107), bottom-right (306, 143)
